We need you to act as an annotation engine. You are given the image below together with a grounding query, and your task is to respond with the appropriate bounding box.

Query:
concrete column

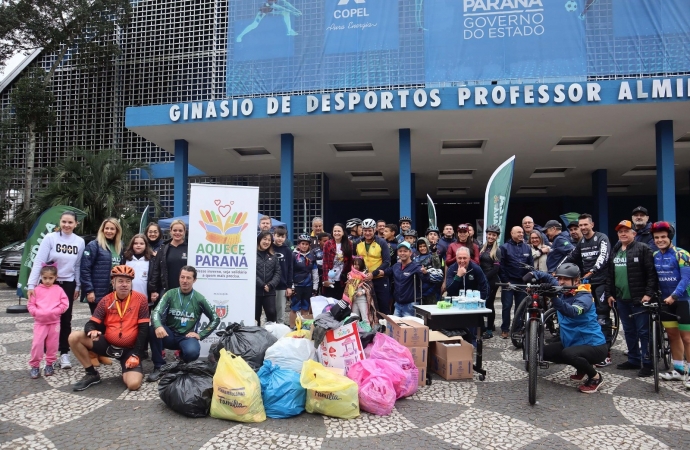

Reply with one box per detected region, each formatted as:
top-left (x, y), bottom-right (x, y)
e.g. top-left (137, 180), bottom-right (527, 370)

top-left (656, 120), bottom-right (676, 231)
top-left (174, 139), bottom-right (189, 217)
top-left (399, 129), bottom-right (412, 222)
top-left (281, 133), bottom-right (294, 239)
top-left (591, 169), bottom-right (608, 237)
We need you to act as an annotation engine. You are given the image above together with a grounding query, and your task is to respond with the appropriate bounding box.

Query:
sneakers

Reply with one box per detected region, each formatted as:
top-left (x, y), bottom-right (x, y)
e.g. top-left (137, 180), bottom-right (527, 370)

top-left (60, 354), bottom-right (72, 369)
top-left (73, 372), bottom-right (101, 391)
top-left (579, 373), bottom-right (604, 394)
top-left (500, 331), bottom-right (509, 339)
top-left (30, 367), bottom-right (40, 379)
top-left (638, 366), bottom-right (653, 377)
top-left (595, 357), bottom-right (612, 368)
top-left (616, 361), bottom-right (640, 370)
top-left (146, 368), bottom-right (163, 383)
top-left (44, 364), bottom-right (54, 377)
top-left (570, 372), bottom-right (586, 381)
top-left (482, 330), bottom-right (494, 339)
top-left (659, 370), bottom-right (684, 381)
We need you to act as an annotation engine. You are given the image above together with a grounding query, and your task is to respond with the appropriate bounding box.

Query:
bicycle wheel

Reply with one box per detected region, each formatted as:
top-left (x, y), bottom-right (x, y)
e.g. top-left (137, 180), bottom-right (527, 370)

top-left (528, 320), bottom-right (539, 405)
top-left (543, 308), bottom-right (561, 344)
top-left (511, 298), bottom-right (528, 349)
top-left (662, 327), bottom-right (672, 371)
top-left (609, 305), bottom-right (620, 348)
top-left (651, 320), bottom-right (659, 393)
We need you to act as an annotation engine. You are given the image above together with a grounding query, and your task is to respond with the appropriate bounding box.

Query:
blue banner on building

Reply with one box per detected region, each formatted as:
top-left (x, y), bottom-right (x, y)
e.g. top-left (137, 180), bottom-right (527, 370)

top-left (226, 0), bottom-right (690, 97)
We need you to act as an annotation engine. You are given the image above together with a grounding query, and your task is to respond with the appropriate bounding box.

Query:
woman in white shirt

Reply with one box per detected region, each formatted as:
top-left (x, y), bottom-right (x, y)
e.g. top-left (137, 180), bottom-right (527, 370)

top-left (121, 233), bottom-right (153, 301)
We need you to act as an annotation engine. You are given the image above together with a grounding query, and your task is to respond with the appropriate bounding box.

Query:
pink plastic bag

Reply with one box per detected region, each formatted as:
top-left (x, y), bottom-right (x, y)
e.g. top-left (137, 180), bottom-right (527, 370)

top-left (348, 359), bottom-right (407, 400)
top-left (358, 376), bottom-right (397, 416)
top-left (368, 333), bottom-right (418, 397)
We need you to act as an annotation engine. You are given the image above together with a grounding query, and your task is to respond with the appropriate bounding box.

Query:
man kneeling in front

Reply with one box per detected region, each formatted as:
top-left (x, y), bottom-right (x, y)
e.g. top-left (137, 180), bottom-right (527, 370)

top-left (69, 265), bottom-right (149, 391)
top-left (147, 266), bottom-right (219, 382)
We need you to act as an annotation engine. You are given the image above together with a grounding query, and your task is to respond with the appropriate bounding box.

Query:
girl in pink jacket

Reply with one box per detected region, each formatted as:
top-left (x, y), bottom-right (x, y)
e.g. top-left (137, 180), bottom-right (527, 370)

top-left (28, 265), bottom-right (69, 378)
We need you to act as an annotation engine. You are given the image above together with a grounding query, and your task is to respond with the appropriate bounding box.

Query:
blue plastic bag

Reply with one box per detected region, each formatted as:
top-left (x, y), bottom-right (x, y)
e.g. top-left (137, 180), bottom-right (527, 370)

top-left (257, 360), bottom-right (306, 419)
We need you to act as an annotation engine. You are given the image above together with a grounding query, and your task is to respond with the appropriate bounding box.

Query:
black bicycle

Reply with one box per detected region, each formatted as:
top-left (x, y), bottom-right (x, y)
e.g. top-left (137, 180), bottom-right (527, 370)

top-left (629, 301), bottom-right (677, 392)
top-left (499, 282), bottom-right (562, 405)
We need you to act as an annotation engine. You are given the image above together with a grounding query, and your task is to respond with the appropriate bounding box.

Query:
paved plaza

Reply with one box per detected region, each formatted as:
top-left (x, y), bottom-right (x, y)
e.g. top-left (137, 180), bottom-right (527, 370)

top-left (0, 285), bottom-right (688, 449)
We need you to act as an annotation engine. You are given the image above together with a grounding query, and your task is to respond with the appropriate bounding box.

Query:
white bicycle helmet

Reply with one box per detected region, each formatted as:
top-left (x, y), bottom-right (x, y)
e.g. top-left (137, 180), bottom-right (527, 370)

top-left (362, 218), bottom-right (377, 229)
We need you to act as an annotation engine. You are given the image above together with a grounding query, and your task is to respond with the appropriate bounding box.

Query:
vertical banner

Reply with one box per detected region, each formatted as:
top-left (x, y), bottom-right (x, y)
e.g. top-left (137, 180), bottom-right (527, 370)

top-left (17, 206), bottom-right (87, 298)
top-left (188, 183), bottom-right (259, 356)
top-left (483, 156), bottom-right (515, 243)
top-left (139, 205), bottom-right (150, 234)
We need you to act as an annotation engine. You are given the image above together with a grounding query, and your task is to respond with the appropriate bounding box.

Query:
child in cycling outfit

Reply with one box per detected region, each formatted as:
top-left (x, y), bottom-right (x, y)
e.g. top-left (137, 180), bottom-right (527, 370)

top-left (28, 264), bottom-right (69, 378)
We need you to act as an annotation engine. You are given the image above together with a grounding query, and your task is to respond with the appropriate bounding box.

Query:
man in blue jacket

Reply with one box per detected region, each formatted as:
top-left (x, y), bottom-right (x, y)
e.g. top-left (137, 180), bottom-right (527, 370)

top-left (531, 263), bottom-right (607, 394)
top-left (445, 247), bottom-right (489, 300)
top-left (383, 242), bottom-right (428, 317)
top-left (544, 220), bottom-right (573, 273)
top-left (499, 226), bottom-right (534, 338)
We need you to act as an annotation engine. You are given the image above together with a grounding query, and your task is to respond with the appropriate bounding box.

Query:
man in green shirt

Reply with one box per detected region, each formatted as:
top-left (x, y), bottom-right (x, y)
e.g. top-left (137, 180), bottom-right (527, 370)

top-left (605, 220), bottom-right (657, 377)
top-left (147, 266), bottom-right (219, 382)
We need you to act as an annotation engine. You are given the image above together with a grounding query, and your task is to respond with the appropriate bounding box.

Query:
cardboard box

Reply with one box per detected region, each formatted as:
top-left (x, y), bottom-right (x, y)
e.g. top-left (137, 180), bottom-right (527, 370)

top-left (317, 322), bottom-right (365, 375)
top-left (379, 313), bottom-right (429, 347)
top-left (429, 336), bottom-right (474, 380)
top-left (417, 367), bottom-right (426, 386)
top-left (408, 346), bottom-right (428, 369)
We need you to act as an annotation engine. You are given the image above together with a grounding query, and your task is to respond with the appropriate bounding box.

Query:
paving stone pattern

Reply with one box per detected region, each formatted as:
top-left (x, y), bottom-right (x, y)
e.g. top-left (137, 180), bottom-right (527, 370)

top-left (0, 286), bottom-right (688, 449)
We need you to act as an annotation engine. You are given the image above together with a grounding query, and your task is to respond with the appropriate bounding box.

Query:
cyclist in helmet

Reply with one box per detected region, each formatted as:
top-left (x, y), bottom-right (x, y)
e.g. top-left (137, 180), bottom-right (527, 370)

top-left (415, 236), bottom-right (443, 304)
top-left (290, 234), bottom-right (319, 326)
top-left (527, 263), bottom-right (607, 393)
top-left (479, 225), bottom-right (502, 338)
top-left (396, 216), bottom-right (412, 244)
top-left (651, 221), bottom-right (690, 386)
top-left (346, 218), bottom-right (362, 243)
top-left (68, 265), bottom-right (150, 392)
top-left (356, 219), bottom-right (392, 313)
top-left (402, 229), bottom-right (418, 255)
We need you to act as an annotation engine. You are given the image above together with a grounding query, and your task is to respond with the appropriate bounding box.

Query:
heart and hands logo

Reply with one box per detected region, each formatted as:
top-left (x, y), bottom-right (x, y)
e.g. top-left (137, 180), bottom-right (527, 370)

top-left (199, 200), bottom-right (249, 245)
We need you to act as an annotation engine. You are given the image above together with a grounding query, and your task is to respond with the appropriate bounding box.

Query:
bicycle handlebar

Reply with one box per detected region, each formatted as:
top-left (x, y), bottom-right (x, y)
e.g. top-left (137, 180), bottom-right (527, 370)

top-left (628, 302), bottom-right (681, 320)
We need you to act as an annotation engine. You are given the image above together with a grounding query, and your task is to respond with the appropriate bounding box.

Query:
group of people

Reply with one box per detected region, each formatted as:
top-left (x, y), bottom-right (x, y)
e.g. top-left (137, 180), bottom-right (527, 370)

top-left (22, 206), bottom-right (690, 397)
top-left (25, 213), bottom-right (220, 391)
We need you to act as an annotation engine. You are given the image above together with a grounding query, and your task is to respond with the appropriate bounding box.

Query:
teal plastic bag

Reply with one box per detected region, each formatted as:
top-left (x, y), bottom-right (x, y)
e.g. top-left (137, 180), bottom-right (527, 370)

top-left (257, 360), bottom-right (306, 419)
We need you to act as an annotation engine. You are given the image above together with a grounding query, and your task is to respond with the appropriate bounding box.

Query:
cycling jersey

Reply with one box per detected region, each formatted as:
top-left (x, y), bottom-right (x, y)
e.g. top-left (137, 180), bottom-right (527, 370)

top-left (564, 232), bottom-right (610, 285)
top-left (357, 237), bottom-right (391, 279)
top-left (654, 246), bottom-right (690, 301)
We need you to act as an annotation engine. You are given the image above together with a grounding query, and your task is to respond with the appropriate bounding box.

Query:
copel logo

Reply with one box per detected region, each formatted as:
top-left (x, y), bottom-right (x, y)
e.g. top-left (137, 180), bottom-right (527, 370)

top-left (335, 0), bottom-right (368, 18)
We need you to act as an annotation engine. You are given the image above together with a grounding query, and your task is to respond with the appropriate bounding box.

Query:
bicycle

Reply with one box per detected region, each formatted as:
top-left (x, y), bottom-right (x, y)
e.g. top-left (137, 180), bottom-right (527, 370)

top-left (498, 282), bottom-right (562, 405)
top-left (628, 301), bottom-right (677, 392)
top-left (511, 277), bottom-right (620, 352)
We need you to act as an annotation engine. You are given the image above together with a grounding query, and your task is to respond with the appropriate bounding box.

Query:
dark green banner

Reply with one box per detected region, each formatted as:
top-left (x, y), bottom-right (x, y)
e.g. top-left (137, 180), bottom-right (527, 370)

top-left (16, 206), bottom-right (86, 298)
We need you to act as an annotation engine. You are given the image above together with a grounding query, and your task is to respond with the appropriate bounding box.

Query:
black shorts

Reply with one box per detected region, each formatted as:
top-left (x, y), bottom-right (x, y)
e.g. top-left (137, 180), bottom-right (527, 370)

top-left (91, 338), bottom-right (143, 374)
top-left (661, 300), bottom-right (690, 331)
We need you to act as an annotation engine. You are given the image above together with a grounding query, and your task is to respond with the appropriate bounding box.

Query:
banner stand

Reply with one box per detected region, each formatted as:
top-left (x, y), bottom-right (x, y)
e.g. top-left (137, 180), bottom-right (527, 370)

top-left (188, 183), bottom-right (259, 357)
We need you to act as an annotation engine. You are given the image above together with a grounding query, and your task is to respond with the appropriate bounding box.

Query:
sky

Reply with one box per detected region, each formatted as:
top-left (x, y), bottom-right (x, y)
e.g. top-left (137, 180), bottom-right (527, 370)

top-left (0, 51), bottom-right (31, 84)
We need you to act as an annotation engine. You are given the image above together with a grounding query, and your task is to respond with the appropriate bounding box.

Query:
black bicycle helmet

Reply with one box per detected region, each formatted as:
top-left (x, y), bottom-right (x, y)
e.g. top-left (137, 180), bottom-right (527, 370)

top-left (402, 229), bottom-right (418, 238)
top-left (399, 216), bottom-right (412, 224)
top-left (346, 218), bottom-right (362, 230)
top-left (554, 263), bottom-right (580, 279)
top-left (486, 224), bottom-right (501, 235)
top-left (426, 226), bottom-right (439, 236)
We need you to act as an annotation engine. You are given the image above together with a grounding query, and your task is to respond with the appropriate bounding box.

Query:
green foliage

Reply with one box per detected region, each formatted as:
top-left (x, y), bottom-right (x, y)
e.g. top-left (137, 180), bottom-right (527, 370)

top-left (0, 0), bottom-right (132, 74)
top-left (19, 149), bottom-right (163, 241)
top-left (10, 68), bottom-right (55, 133)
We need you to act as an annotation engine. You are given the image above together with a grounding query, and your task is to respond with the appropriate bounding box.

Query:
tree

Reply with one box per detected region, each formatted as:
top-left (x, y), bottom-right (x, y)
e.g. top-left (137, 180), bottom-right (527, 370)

top-left (21, 148), bottom-right (163, 242)
top-left (0, 0), bottom-right (132, 211)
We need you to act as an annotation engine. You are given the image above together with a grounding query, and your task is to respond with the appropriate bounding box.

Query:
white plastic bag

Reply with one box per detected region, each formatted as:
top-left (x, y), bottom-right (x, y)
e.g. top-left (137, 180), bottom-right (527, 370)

top-left (264, 322), bottom-right (291, 340)
top-left (265, 337), bottom-right (316, 373)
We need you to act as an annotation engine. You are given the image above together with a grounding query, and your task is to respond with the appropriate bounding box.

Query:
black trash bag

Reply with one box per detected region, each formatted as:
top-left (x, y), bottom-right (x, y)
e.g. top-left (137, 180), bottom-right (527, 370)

top-left (358, 331), bottom-right (377, 348)
top-left (209, 322), bottom-right (277, 371)
top-left (158, 360), bottom-right (217, 418)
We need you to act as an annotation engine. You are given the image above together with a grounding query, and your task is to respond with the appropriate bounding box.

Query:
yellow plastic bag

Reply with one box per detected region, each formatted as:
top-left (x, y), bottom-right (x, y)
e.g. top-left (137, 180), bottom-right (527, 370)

top-left (286, 314), bottom-right (312, 340)
top-left (210, 349), bottom-right (266, 423)
top-left (300, 360), bottom-right (359, 419)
